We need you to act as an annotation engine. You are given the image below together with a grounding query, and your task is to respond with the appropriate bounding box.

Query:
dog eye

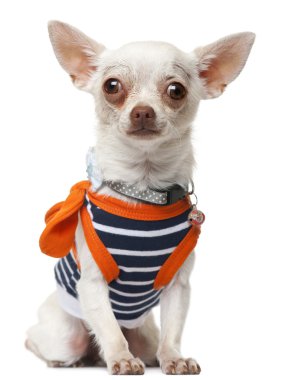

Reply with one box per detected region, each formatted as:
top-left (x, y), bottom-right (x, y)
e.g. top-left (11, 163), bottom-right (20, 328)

top-left (167, 82), bottom-right (186, 100)
top-left (104, 78), bottom-right (122, 94)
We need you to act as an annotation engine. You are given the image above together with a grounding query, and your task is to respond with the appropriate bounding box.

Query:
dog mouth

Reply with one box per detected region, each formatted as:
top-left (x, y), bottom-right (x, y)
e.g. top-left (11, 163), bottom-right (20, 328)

top-left (126, 127), bottom-right (161, 137)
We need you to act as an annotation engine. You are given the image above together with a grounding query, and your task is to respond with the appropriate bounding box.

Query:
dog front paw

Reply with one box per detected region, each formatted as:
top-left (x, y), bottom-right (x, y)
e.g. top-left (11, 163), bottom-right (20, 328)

top-left (108, 357), bottom-right (145, 375)
top-left (161, 358), bottom-right (201, 375)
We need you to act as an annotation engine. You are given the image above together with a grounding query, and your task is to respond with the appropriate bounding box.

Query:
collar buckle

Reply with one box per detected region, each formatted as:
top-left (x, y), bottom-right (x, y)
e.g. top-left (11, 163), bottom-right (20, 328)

top-left (166, 185), bottom-right (187, 205)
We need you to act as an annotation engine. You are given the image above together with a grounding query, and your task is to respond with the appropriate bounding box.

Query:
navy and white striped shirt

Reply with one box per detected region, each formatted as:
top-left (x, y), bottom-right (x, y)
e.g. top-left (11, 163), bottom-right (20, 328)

top-left (55, 197), bottom-right (192, 328)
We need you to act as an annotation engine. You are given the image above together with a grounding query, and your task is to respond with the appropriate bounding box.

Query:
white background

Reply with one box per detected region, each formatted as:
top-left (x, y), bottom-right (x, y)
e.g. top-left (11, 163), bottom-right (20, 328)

top-left (1, 0), bottom-right (288, 378)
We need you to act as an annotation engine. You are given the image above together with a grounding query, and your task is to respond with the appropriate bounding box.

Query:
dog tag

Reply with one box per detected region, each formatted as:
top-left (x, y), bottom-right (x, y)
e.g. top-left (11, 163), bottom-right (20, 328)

top-left (188, 205), bottom-right (205, 226)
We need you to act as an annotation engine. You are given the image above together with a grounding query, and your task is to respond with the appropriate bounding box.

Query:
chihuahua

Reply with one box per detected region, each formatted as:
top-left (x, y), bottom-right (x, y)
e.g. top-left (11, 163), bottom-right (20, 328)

top-left (26, 21), bottom-right (255, 375)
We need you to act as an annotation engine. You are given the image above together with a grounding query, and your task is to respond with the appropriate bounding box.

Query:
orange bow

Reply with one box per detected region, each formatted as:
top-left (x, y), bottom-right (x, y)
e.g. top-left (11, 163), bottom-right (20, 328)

top-left (39, 181), bottom-right (90, 258)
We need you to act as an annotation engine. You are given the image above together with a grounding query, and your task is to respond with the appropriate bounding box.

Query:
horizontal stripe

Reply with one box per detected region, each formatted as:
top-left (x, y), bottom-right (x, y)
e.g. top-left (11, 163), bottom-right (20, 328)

top-left (55, 268), bottom-right (62, 286)
top-left (118, 270), bottom-right (158, 282)
top-left (72, 268), bottom-right (81, 281)
top-left (66, 252), bottom-right (78, 272)
top-left (63, 256), bottom-right (73, 275)
top-left (89, 202), bottom-right (191, 230)
top-left (61, 264), bottom-right (77, 295)
top-left (96, 228), bottom-right (190, 251)
top-left (61, 259), bottom-right (77, 289)
top-left (118, 265), bottom-right (161, 273)
top-left (109, 286), bottom-right (156, 297)
top-left (113, 300), bottom-right (160, 321)
top-left (110, 280), bottom-right (153, 294)
top-left (112, 252), bottom-right (170, 268)
top-left (55, 265), bottom-right (77, 298)
top-left (109, 247), bottom-right (175, 257)
top-left (60, 256), bottom-right (79, 284)
top-left (112, 297), bottom-right (160, 315)
top-left (60, 259), bottom-right (71, 279)
top-left (116, 278), bottom-right (154, 286)
top-left (110, 291), bottom-right (161, 307)
top-left (55, 255), bottom-right (79, 296)
top-left (93, 220), bottom-right (190, 237)
top-left (58, 262), bottom-right (74, 294)
top-left (65, 253), bottom-right (81, 281)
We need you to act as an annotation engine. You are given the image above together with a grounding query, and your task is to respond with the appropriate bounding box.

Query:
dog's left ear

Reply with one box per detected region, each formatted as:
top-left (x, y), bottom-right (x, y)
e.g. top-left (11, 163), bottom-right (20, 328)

top-left (48, 21), bottom-right (106, 90)
top-left (194, 32), bottom-right (255, 99)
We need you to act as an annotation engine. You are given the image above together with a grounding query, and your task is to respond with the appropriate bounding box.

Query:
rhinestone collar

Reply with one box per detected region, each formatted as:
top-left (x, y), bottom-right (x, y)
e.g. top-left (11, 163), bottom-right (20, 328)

top-left (103, 180), bottom-right (188, 205)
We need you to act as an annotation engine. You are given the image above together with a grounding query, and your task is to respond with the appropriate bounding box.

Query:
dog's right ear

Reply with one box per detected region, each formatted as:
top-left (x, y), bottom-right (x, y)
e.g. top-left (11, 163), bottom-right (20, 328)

top-left (194, 32), bottom-right (255, 99)
top-left (48, 21), bottom-right (105, 90)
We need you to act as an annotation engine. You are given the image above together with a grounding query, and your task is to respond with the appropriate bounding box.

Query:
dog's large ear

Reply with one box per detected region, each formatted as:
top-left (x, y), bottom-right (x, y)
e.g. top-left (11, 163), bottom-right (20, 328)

top-left (48, 21), bottom-right (105, 90)
top-left (194, 32), bottom-right (255, 99)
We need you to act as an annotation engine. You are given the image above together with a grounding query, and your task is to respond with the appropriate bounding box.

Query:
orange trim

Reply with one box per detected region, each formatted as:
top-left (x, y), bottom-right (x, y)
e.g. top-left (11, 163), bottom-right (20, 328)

top-left (80, 206), bottom-right (119, 283)
top-left (153, 226), bottom-right (201, 290)
top-left (87, 191), bottom-right (192, 221)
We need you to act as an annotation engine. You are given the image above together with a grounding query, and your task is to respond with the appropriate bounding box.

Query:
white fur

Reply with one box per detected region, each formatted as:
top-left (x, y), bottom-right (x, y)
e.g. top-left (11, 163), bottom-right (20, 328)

top-left (90, 42), bottom-right (202, 192)
top-left (26, 21), bottom-right (255, 375)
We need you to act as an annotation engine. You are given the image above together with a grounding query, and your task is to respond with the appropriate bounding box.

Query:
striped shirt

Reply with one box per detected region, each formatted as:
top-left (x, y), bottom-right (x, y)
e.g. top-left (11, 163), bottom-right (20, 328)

top-left (55, 197), bottom-right (192, 328)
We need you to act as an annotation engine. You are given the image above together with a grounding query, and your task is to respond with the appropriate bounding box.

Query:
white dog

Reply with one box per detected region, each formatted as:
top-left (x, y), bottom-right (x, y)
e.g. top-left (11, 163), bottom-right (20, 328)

top-left (26, 21), bottom-right (255, 375)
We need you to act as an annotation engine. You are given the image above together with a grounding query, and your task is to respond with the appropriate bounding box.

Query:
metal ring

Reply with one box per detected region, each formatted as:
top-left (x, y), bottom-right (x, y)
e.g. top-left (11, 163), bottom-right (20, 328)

top-left (188, 179), bottom-right (195, 195)
top-left (188, 180), bottom-right (198, 206)
top-left (190, 192), bottom-right (198, 206)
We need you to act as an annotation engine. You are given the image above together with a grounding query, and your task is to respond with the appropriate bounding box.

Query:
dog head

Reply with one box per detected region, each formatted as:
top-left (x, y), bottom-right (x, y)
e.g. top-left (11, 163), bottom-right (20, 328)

top-left (48, 21), bottom-right (255, 150)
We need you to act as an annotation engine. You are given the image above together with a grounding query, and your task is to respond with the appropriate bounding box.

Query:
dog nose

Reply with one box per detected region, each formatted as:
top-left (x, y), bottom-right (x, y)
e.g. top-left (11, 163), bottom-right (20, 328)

top-left (130, 106), bottom-right (156, 128)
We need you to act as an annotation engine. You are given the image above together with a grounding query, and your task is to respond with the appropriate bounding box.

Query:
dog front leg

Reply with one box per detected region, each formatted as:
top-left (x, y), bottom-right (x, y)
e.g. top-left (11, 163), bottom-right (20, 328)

top-left (157, 254), bottom-right (201, 375)
top-left (77, 276), bottom-right (144, 374)
top-left (76, 224), bottom-right (144, 375)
